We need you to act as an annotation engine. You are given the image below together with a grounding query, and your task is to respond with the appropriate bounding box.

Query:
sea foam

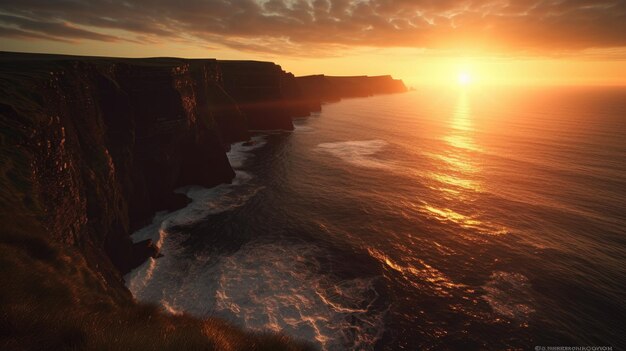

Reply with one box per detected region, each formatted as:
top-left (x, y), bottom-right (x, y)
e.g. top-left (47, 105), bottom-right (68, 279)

top-left (482, 271), bottom-right (535, 321)
top-left (126, 133), bottom-right (386, 350)
top-left (316, 140), bottom-right (393, 170)
top-left (133, 240), bottom-right (386, 351)
top-left (126, 136), bottom-right (267, 301)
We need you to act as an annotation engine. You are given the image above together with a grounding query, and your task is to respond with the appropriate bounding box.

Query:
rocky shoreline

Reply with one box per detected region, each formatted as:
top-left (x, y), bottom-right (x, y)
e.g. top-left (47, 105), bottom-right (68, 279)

top-left (0, 51), bottom-right (405, 350)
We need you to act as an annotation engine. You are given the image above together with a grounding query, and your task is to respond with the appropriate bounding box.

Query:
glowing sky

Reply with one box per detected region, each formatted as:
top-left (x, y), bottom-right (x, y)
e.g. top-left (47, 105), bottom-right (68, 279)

top-left (1, 0), bottom-right (625, 86)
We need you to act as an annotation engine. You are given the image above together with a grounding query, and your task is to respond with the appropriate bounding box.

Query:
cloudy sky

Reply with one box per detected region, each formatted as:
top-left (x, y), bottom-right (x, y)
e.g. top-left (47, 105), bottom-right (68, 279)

top-left (1, 0), bottom-right (625, 85)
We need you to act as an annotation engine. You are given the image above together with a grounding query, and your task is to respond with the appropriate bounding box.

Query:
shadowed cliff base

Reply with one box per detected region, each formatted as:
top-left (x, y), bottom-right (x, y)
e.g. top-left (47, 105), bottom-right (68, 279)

top-left (0, 51), bottom-right (405, 350)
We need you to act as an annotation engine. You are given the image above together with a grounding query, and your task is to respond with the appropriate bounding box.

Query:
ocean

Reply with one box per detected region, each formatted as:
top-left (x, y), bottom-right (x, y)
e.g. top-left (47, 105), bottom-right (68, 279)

top-left (126, 86), bottom-right (626, 350)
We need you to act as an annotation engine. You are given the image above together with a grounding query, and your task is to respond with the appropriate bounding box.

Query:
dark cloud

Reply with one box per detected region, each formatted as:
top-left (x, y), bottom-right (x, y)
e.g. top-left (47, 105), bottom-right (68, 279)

top-left (0, 13), bottom-right (122, 42)
top-left (0, 0), bottom-right (625, 55)
top-left (0, 25), bottom-right (73, 42)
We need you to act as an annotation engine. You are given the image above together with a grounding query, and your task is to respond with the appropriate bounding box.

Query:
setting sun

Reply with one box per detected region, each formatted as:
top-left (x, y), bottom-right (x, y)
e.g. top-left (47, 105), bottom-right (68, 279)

top-left (2, 0), bottom-right (626, 350)
top-left (458, 72), bottom-right (472, 86)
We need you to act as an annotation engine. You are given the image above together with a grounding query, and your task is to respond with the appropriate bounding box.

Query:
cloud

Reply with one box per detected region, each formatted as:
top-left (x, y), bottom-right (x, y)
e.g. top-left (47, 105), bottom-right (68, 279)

top-left (0, 25), bottom-right (74, 43)
top-left (0, 0), bottom-right (625, 56)
top-left (0, 13), bottom-right (123, 42)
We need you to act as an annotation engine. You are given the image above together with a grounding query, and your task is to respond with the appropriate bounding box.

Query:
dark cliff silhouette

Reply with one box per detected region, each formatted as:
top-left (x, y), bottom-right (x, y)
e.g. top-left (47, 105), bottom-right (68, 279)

top-left (297, 74), bottom-right (407, 103)
top-left (0, 51), bottom-right (406, 350)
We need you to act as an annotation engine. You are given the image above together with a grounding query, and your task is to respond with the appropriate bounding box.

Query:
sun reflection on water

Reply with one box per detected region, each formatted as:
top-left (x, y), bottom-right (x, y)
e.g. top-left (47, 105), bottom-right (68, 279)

top-left (419, 92), bottom-right (507, 236)
top-left (427, 153), bottom-right (479, 173)
top-left (366, 247), bottom-right (466, 297)
top-left (421, 205), bottom-right (481, 228)
top-left (428, 172), bottom-right (479, 191)
top-left (427, 92), bottom-right (482, 194)
top-left (443, 135), bottom-right (483, 153)
top-left (445, 93), bottom-right (482, 152)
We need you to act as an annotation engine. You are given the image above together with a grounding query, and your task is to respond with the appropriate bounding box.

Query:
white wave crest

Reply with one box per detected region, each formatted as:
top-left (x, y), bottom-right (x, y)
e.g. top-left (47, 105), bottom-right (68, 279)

top-left (126, 137), bottom-right (265, 299)
top-left (129, 240), bottom-right (386, 351)
top-left (316, 140), bottom-right (393, 170)
top-left (482, 271), bottom-right (535, 320)
top-left (228, 135), bottom-right (267, 169)
top-left (126, 135), bottom-right (385, 350)
top-left (293, 120), bottom-right (315, 133)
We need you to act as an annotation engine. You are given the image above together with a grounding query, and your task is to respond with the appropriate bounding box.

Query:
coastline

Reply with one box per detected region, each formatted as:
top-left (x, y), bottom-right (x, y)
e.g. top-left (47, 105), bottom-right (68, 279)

top-left (0, 51), bottom-right (406, 350)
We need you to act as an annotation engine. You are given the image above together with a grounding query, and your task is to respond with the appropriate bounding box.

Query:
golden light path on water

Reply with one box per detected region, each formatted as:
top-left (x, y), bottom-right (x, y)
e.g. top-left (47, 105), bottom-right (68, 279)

top-left (367, 91), bottom-right (511, 304)
top-left (124, 87), bottom-right (625, 349)
top-left (420, 91), bottom-right (506, 236)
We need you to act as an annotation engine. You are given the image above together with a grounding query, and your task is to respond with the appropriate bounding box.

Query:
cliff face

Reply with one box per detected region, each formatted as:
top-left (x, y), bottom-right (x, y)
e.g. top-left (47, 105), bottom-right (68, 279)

top-left (297, 74), bottom-right (407, 103)
top-left (0, 56), bottom-right (241, 278)
top-left (0, 51), bottom-right (405, 350)
top-left (219, 61), bottom-right (304, 130)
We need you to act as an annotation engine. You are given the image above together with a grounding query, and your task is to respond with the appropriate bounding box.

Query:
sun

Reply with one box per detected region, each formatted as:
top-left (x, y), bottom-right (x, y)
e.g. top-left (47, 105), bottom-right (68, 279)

top-left (458, 72), bottom-right (472, 86)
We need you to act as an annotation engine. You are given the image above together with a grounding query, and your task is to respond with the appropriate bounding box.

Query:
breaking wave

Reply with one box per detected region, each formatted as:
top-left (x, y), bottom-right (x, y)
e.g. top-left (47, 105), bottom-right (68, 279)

top-left (126, 136), bottom-right (267, 303)
top-left (482, 271), bottom-right (535, 321)
top-left (316, 140), bottom-right (393, 170)
top-left (191, 241), bottom-right (385, 351)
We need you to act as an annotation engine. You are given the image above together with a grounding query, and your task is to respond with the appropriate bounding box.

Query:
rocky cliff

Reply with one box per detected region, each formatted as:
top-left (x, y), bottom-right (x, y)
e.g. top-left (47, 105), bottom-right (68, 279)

top-left (218, 61), bottom-right (320, 130)
top-left (0, 51), bottom-right (405, 350)
top-left (297, 74), bottom-right (407, 103)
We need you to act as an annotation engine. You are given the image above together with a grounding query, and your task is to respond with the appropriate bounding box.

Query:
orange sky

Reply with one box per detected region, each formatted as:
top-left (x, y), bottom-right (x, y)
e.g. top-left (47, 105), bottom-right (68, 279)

top-left (1, 0), bottom-right (625, 86)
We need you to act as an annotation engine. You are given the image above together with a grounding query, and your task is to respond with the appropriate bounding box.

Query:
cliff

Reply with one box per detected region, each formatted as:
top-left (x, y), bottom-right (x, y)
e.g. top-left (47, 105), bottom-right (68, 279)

top-left (218, 61), bottom-right (319, 130)
top-left (0, 51), bottom-right (405, 350)
top-left (296, 74), bottom-right (407, 103)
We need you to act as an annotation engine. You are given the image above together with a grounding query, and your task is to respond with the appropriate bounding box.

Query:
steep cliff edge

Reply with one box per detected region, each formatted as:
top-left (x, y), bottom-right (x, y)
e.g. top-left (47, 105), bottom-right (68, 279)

top-left (0, 51), bottom-right (405, 350)
top-left (219, 61), bottom-right (314, 130)
top-left (296, 74), bottom-right (407, 104)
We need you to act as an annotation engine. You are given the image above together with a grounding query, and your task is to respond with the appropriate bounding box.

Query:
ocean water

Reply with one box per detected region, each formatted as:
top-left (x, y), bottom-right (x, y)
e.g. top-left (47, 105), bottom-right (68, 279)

top-left (126, 87), bottom-right (626, 350)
